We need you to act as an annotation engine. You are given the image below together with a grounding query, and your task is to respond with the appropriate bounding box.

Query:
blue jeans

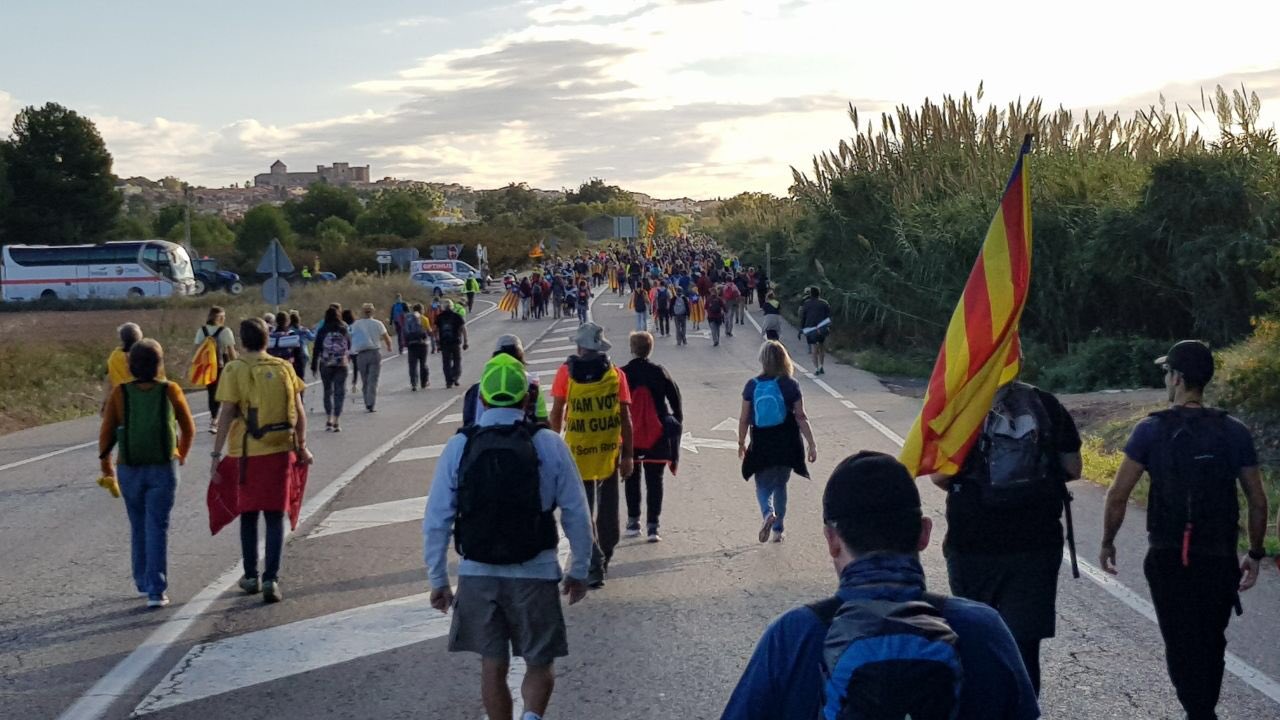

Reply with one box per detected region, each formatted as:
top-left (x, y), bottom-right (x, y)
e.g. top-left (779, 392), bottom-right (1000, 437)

top-left (635, 311), bottom-right (648, 331)
top-left (118, 462), bottom-right (179, 597)
top-left (753, 466), bottom-right (790, 532)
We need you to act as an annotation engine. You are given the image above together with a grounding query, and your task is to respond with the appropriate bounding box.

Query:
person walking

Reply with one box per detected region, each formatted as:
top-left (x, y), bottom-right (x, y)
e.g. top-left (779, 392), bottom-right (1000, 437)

top-left (98, 339), bottom-right (196, 608)
top-left (551, 275), bottom-right (566, 320)
top-left (193, 308), bottom-right (236, 434)
top-left (722, 279), bottom-right (741, 334)
top-left (632, 281), bottom-right (649, 332)
top-left (738, 341), bottom-right (817, 543)
top-left (434, 299), bottom-right (469, 389)
top-left (799, 286), bottom-right (832, 374)
top-left (311, 306), bottom-right (351, 433)
top-left (575, 280), bottom-right (592, 325)
top-left (761, 291), bottom-right (782, 341)
top-left (671, 287), bottom-right (690, 346)
top-left (288, 311), bottom-right (314, 380)
top-left (465, 273), bottom-right (481, 312)
top-left (210, 318), bottom-right (313, 604)
top-left (549, 322), bottom-right (634, 588)
top-left (462, 335), bottom-right (548, 426)
top-left (390, 293), bottom-right (410, 354)
top-left (341, 308), bottom-right (360, 392)
top-left (722, 452), bottom-right (1040, 720)
top-left (706, 286), bottom-right (727, 346)
top-left (621, 332), bottom-right (682, 542)
top-left (1102, 340), bottom-right (1269, 720)
top-left (653, 280), bottom-right (671, 337)
top-left (350, 303), bottom-right (392, 412)
top-left (105, 323), bottom-right (144, 405)
top-left (929, 378), bottom-right (1082, 695)
top-left (732, 272), bottom-right (750, 326)
top-left (403, 303), bottom-right (433, 391)
top-left (425, 354), bottom-right (594, 720)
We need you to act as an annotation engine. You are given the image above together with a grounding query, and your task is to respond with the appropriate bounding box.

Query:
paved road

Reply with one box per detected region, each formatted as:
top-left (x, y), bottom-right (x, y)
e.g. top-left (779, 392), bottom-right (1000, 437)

top-left (2, 291), bottom-right (1278, 719)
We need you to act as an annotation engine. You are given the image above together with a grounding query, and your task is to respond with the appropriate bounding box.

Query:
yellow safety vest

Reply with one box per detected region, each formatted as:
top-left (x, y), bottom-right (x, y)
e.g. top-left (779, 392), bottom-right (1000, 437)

top-left (563, 366), bottom-right (623, 481)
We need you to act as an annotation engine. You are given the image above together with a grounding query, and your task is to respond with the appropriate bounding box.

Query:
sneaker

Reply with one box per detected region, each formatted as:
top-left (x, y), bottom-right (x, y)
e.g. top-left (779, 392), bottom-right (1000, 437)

top-left (647, 527), bottom-right (661, 543)
top-left (263, 580), bottom-right (283, 603)
top-left (332, 424), bottom-right (341, 433)
top-left (238, 575), bottom-right (261, 594)
top-left (758, 512), bottom-right (776, 543)
top-left (146, 594), bottom-right (170, 608)
top-left (207, 424), bottom-right (218, 435)
top-left (410, 385), bottom-right (417, 392)
top-left (771, 530), bottom-right (785, 543)
top-left (624, 519), bottom-right (641, 538)
top-left (324, 422), bottom-right (333, 432)
top-left (587, 563), bottom-right (605, 589)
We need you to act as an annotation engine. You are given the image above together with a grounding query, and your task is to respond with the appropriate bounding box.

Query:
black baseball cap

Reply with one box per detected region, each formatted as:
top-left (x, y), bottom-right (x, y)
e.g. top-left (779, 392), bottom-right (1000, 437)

top-left (822, 451), bottom-right (921, 525)
top-left (1155, 340), bottom-right (1214, 386)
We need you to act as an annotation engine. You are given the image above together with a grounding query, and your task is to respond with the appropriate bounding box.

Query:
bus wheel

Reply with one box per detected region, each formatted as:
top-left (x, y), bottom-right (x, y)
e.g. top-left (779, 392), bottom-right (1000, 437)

top-left (228, 281), bottom-right (244, 295)
top-left (128, 287), bottom-right (144, 298)
top-left (40, 290), bottom-right (57, 300)
top-left (193, 279), bottom-right (207, 295)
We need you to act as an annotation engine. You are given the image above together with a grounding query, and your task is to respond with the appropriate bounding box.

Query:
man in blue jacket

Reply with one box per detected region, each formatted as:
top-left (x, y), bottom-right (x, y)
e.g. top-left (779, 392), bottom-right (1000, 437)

top-left (722, 451), bottom-right (1040, 720)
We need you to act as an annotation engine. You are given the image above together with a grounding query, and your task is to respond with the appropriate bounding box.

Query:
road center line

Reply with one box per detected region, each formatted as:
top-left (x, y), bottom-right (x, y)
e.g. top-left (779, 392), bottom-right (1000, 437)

top-left (56, 395), bottom-right (461, 720)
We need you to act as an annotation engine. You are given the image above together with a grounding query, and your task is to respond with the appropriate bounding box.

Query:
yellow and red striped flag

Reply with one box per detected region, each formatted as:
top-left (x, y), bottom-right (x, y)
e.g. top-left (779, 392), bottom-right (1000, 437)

top-left (900, 135), bottom-right (1034, 477)
top-left (645, 215), bottom-right (656, 237)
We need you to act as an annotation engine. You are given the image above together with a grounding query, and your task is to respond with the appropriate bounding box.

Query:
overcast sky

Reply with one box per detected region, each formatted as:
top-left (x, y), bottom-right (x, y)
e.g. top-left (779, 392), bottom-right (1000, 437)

top-left (3, 0), bottom-right (1280, 198)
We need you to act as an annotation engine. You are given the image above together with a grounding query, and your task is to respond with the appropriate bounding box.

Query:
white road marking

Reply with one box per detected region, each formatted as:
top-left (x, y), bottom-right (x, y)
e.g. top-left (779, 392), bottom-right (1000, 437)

top-left (57, 395), bottom-right (461, 720)
top-left (679, 433), bottom-right (739, 454)
top-left (437, 413), bottom-right (464, 424)
top-left (525, 355), bottom-right (570, 366)
top-left (307, 496), bottom-right (428, 539)
top-left (711, 417), bottom-right (738, 434)
top-left (527, 344), bottom-right (576, 355)
top-left (389, 443), bottom-right (446, 463)
top-left (133, 594), bottom-right (450, 715)
top-left (813, 378), bottom-right (844, 399)
top-left (837, 392), bottom-right (1280, 707)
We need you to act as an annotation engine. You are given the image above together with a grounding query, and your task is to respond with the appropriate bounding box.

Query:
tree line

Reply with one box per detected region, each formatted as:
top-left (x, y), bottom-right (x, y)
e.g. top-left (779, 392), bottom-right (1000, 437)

top-left (709, 85), bottom-right (1280, 392)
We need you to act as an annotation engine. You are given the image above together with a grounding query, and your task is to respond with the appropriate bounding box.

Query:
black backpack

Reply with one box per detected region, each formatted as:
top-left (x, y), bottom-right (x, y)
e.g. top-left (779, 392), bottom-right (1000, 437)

top-left (808, 593), bottom-right (963, 720)
top-left (438, 315), bottom-right (460, 345)
top-left (969, 383), bottom-right (1060, 508)
top-left (1144, 408), bottom-right (1240, 560)
top-left (454, 422), bottom-right (558, 565)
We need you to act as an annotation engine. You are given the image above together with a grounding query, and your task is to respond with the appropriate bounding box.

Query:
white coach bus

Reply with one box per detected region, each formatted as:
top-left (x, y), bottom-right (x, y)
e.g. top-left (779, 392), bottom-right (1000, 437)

top-left (0, 240), bottom-right (197, 301)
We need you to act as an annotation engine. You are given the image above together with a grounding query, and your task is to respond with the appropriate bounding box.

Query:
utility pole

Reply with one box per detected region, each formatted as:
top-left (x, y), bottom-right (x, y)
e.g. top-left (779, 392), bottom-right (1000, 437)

top-left (182, 184), bottom-right (193, 254)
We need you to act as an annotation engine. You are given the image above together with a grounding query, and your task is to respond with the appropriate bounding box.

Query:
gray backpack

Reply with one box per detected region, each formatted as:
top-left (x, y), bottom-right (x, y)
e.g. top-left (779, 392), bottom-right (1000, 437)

top-left (973, 383), bottom-right (1055, 508)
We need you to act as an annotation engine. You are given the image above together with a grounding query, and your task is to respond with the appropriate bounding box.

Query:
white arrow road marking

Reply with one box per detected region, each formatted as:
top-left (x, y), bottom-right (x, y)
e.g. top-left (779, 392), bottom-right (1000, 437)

top-left (390, 443), bottom-right (446, 463)
top-left (133, 594), bottom-right (450, 715)
top-left (679, 432), bottom-right (738, 454)
top-left (711, 417), bottom-right (738, 434)
top-left (307, 496), bottom-right (428, 539)
top-left (437, 413), bottom-right (464, 424)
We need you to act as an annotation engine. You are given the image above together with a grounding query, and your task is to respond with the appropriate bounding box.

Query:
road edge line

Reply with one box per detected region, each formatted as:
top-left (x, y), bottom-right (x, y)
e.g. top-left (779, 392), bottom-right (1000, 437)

top-left (56, 394), bottom-right (461, 720)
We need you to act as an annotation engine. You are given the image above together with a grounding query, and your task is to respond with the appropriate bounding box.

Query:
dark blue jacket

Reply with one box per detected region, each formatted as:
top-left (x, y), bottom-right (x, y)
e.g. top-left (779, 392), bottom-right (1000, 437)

top-left (721, 554), bottom-right (1040, 720)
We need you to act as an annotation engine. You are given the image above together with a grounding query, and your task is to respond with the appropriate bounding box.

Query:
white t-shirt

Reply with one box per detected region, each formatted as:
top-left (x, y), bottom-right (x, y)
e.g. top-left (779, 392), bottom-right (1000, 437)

top-left (350, 318), bottom-right (388, 352)
top-left (194, 324), bottom-right (236, 355)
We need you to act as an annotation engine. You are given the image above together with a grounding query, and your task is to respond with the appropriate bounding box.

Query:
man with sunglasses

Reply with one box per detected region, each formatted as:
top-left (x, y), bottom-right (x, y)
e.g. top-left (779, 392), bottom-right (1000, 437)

top-left (1102, 340), bottom-right (1268, 720)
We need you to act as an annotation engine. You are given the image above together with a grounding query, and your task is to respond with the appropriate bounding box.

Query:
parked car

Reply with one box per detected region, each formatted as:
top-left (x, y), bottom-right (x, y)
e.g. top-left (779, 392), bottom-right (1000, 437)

top-left (192, 258), bottom-right (244, 295)
top-left (411, 270), bottom-right (465, 296)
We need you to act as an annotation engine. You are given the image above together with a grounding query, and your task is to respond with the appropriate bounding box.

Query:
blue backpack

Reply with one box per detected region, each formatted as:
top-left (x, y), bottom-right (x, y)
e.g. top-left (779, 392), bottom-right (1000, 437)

top-left (808, 593), bottom-right (962, 720)
top-left (752, 378), bottom-right (786, 428)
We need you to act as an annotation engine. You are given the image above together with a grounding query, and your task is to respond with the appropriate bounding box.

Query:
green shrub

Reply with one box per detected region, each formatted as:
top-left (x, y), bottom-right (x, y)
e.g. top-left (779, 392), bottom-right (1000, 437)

top-left (1216, 316), bottom-right (1280, 424)
top-left (1030, 335), bottom-right (1168, 393)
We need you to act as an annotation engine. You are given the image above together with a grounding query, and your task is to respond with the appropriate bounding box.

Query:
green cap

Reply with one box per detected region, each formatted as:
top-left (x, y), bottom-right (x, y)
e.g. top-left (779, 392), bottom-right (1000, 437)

top-left (480, 354), bottom-right (528, 407)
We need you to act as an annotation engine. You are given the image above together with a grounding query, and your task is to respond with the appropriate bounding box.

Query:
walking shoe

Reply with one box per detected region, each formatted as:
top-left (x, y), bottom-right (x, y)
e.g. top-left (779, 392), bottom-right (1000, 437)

top-left (263, 580), bottom-right (283, 603)
top-left (366, 406), bottom-right (376, 413)
top-left (146, 594), bottom-right (170, 608)
top-left (771, 530), bottom-right (785, 543)
top-left (647, 526), bottom-right (661, 543)
top-left (238, 576), bottom-right (261, 594)
top-left (758, 513), bottom-right (776, 543)
top-left (624, 519), bottom-right (641, 538)
top-left (411, 385), bottom-right (417, 392)
top-left (324, 422), bottom-right (333, 432)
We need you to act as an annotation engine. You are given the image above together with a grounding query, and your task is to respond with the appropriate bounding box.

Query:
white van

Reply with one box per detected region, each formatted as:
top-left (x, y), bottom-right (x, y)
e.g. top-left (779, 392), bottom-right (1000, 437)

top-left (409, 259), bottom-right (482, 281)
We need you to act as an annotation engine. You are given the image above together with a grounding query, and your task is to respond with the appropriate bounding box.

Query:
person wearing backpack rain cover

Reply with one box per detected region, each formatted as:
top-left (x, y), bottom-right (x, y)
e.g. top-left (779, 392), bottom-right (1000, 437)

top-left (424, 354), bottom-right (594, 720)
top-left (929, 373), bottom-right (1082, 696)
top-left (722, 452), bottom-right (1039, 720)
top-left (1102, 340), bottom-right (1268, 720)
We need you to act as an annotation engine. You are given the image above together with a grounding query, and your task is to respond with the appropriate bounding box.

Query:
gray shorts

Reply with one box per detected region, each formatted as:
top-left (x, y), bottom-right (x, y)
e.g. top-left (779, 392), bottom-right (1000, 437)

top-left (448, 576), bottom-right (567, 665)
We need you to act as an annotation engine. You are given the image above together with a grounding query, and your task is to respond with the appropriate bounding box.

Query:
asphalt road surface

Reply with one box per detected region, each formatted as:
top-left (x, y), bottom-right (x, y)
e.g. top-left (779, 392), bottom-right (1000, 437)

top-left (2, 290), bottom-right (1278, 720)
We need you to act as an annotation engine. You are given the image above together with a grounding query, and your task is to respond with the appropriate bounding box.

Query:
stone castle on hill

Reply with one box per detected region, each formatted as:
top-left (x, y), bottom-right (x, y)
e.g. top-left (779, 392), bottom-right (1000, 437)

top-left (253, 160), bottom-right (370, 188)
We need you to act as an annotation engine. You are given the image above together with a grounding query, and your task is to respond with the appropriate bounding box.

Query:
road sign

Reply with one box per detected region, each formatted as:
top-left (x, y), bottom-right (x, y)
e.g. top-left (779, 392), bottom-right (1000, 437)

top-left (255, 238), bottom-right (294, 275)
top-left (262, 276), bottom-right (289, 306)
top-left (376, 250), bottom-right (392, 264)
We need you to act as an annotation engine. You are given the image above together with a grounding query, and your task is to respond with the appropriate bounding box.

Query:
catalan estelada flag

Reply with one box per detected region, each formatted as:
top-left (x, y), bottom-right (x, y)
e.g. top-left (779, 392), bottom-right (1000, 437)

top-left (900, 135), bottom-right (1033, 477)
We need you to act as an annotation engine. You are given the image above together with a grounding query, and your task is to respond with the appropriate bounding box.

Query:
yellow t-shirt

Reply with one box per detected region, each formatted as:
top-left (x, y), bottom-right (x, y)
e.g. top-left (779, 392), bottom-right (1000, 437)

top-left (106, 348), bottom-right (132, 387)
top-left (215, 352), bottom-right (304, 457)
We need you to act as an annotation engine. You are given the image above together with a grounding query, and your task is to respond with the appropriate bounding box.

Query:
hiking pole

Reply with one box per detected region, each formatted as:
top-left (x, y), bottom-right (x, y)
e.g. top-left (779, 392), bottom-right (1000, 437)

top-left (1063, 489), bottom-right (1080, 579)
